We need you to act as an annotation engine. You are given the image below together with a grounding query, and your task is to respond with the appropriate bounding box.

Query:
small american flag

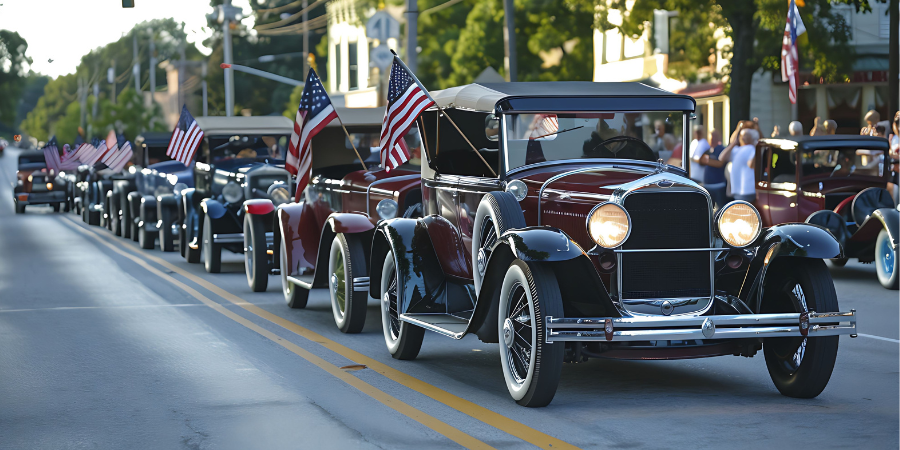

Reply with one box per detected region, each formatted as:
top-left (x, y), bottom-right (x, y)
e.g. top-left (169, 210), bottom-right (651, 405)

top-left (166, 105), bottom-right (204, 165)
top-left (107, 141), bottom-right (133, 172)
top-left (287, 69), bottom-right (337, 198)
top-left (380, 56), bottom-right (434, 172)
top-left (59, 144), bottom-right (81, 170)
top-left (781, 0), bottom-right (805, 104)
top-left (43, 145), bottom-right (61, 174)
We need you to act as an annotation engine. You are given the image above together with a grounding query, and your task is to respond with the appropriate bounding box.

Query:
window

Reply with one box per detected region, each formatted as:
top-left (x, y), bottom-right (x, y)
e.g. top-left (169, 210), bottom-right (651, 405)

top-left (348, 42), bottom-right (358, 90)
top-left (767, 148), bottom-right (796, 184)
top-left (800, 148), bottom-right (885, 179)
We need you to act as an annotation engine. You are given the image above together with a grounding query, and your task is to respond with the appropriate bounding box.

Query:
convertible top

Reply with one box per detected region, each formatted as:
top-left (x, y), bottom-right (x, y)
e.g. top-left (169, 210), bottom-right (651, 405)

top-left (761, 135), bottom-right (890, 151)
top-left (195, 107), bottom-right (385, 137)
top-left (430, 82), bottom-right (696, 112)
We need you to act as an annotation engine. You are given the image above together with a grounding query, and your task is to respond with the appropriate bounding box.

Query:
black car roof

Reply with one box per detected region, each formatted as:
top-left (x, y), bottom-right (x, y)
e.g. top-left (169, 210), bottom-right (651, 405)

top-left (761, 135), bottom-right (890, 150)
top-left (135, 132), bottom-right (173, 147)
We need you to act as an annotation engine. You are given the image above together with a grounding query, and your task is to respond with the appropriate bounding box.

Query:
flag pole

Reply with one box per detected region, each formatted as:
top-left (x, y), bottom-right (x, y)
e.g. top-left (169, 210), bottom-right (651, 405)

top-left (390, 51), bottom-right (496, 177)
top-left (335, 113), bottom-right (368, 171)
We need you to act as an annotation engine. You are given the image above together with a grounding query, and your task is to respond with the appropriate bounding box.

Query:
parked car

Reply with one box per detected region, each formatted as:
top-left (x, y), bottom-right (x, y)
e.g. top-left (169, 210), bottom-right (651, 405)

top-left (179, 116), bottom-right (293, 273)
top-left (13, 150), bottom-right (67, 213)
top-left (124, 132), bottom-right (193, 249)
top-left (273, 107), bottom-right (423, 333)
top-left (367, 82), bottom-right (858, 407)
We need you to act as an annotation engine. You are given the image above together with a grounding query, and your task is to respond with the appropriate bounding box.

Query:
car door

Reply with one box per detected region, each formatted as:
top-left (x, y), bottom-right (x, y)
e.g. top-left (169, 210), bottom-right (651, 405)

top-left (456, 175), bottom-right (503, 276)
top-left (762, 146), bottom-right (800, 225)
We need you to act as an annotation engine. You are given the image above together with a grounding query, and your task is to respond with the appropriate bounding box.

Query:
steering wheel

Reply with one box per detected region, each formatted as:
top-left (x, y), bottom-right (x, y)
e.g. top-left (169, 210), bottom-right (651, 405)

top-left (589, 136), bottom-right (656, 161)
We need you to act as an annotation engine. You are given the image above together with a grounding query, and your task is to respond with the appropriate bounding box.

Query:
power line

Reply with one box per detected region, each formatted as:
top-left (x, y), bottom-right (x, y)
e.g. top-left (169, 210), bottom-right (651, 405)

top-left (254, 0), bottom-right (327, 30)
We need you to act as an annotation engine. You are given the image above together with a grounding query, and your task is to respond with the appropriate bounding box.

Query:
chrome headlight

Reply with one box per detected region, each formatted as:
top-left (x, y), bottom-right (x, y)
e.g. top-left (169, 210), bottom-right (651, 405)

top-left (505, 180), bottom-right (527, 201)
top-left (376, 199), bottom-right (399, 220)
top-left (222, 181), bottom-right (244, 204)
top-left (268, 184), bottom-right (291, 206)
top-left (716, 201), bottom-right (761, 247)
top-left (586, 202), bottom-right (631, 248)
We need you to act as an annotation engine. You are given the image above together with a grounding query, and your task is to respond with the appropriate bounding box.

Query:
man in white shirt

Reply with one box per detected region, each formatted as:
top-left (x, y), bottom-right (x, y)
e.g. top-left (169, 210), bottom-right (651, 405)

top-left (689, 125), bottom-right (710, 183)
top-left (730, 128), bottom-right (759, 202)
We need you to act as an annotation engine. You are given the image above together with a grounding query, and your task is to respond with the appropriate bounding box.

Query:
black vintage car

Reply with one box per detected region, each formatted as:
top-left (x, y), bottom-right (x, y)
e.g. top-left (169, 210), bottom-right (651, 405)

top-left (179, 116), bottom-right (293, 273)
top-left (369, 82), bottom-right (859, 407)
top-left (14, 151), bottom-right (67, 213)
top-left (124, 132), bottom-right (193, 250)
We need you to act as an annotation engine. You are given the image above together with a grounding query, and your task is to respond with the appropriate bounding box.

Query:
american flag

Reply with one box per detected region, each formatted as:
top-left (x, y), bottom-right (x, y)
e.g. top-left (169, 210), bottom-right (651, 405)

top-left (166, 105), bottom-right (204, 165)
top-left (94, 130), bottom-right (120, 169)
top-left (43, 145), bottom-right (61, 174)
top-left (380, 56), bottom-right (434, 172)
top-left (781, 0), bottom-right (806, 104)
top-left (107, 141), bottom-right (133, 172)
top-left (59, 144), bottom-right (81, 171)
top-left (286, 69), bottom-right (337, 198)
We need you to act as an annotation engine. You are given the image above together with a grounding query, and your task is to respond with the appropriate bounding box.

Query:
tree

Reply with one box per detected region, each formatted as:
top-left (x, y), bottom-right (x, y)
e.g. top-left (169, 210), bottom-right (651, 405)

top-left (615, 0), bottom-right (881, 130)
top-left (20, 73), bottom-right (78, 143)
top-left (0, 30), bottom-right (32, 135)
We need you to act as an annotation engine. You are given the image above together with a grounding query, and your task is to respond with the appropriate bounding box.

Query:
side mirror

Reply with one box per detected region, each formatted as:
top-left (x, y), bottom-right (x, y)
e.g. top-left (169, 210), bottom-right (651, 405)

top-left (485, 114), bottom-right (500, 142)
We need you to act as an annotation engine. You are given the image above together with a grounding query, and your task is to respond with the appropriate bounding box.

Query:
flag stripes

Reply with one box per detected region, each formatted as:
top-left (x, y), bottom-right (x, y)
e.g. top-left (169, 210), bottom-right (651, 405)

top-left (286, 69), bottom-right (338, 199)
top-left (166, 105), bottom-right (204, 165)
top-left (379, 57), bottom-right (434, 172)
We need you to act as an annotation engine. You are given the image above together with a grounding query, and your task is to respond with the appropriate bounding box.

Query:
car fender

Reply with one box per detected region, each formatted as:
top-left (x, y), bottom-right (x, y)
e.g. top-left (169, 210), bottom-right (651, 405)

top-left (127, 191), bottom-right (142, 224)
top-left (852, 208), bottom-right (898, 250)
top-left (201, 198), bottom-right (241, 234)
top-left (139, 195), bottom-right (158, 231)
top-left (743, 223), bottom-right (842, 312)
top-left (421, 215), bottom-right (471, 279)
top-left (278, 201), bottom-right (320, 280)
top-left (157, 194), bottom-right (179, 227)
top-left (244, 198), bottom-right (275, 216)
top-left (495, 226), bottom-right (587, 262)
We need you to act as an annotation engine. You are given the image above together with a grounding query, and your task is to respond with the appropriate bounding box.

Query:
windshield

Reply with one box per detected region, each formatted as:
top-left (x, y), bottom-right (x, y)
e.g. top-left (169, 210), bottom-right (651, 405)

top-left (208, 135), bottom-right (289, 163)
top-left (503, 112), bottom-right (685, 171)
top-left (800, 148), bottom-right (886, 179)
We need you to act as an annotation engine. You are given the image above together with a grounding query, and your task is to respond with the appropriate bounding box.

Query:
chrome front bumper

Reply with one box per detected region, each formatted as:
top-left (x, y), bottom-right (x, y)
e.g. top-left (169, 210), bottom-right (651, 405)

top-left (545, 311), bottom-right (857, 343)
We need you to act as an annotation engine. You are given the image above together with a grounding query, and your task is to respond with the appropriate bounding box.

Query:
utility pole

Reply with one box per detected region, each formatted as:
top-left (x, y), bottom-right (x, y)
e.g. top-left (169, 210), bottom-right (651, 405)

top-left (405, 0), bottom-right (418, 73)
top-left (149, 28), bottom-right (156, 99)
top-left (889, 0), bottom-right (898, 116)
top-left (78, 78), bottom-right (87, 131)
top-left (178, 42), bottom-right (186, 114)
top-left (502, 0), bottom-right (517, 82)
top-left (109, 60), bottom-right (117, 104)
top-left (302, 0), bottom-right (309, 76)
top-left (133, 32), bottom-right (141, 93)
top-left (208, 1), bottom-right (242, 115)
top-left (202, 63), bottom-right (208, 116)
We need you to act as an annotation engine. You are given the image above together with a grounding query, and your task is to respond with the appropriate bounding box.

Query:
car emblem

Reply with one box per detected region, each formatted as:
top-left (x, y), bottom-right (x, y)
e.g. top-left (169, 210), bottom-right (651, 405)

top-left (660, 300), bottom-right (674, 315)
top-left (656, 180), bottom-right (674, 188)
top-left (701, 318), bottom-right (716, 339)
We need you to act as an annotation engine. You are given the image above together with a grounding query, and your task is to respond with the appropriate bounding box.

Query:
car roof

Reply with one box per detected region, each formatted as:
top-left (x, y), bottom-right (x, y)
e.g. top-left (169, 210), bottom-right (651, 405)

top-left (135, 131), bottom-right (173, 147)
top-left (195, 107), bottom-right (385, 137)
top-left (18, 150), bottom-right (45, 160)
top-left (761, 135), bottom-right (890, 150)
top-left (430, 82), bottom-right (695, 112)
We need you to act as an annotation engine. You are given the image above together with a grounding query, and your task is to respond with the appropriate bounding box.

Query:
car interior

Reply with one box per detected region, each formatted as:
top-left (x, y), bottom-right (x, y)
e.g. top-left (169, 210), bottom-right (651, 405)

top-left (420, 109), bottom-right (499, 178)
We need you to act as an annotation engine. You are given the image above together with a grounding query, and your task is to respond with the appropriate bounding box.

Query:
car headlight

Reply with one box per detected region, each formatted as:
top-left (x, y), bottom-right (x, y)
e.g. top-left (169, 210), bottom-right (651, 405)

top-left (716, 201), bottom-right (761, 247)
top-left (268, 185), bottom-right (291, 206)
top-left (222, 181), bottom-right (244, 204)
top-left (586, 202), bottom-right (631, 248)
top-left (376, 199), bottom-right (399, 220)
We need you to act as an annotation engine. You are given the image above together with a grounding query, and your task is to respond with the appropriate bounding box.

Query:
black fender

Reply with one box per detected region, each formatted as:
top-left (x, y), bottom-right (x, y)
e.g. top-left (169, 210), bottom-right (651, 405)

top-left (742, 223), bottom-right (843, 313)
top-left (139, 195), bottom-right (158, 232)
top-left (127, 191), bottom-right (142, 226)
top-left (201, 199), bottom-right (242, 235)
top-left (369, 217), bottom-right (456, 315)
top-left (869, 208), bottom-right (898, 249)
top-left (181, 189), bottom-right (202, 249)
top-left (157, 194), bottom-right (179, 230)
top-left (468, 227), bottom-right (620, 343)
top-left (309, 214), bottom-right (376, 289)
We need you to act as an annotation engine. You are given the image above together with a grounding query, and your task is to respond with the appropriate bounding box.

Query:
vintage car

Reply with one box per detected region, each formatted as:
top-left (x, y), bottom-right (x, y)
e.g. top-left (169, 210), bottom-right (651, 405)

top-left (124, 132), bottom-right (193, 249)
top-left (365, 82), bottom-right (858, 407)
top-left (180, 116), bottom-right (293, 273)
top-left (273, 108), bottom-right (423, 334)
top-left (14, 150), bottom-right (67, 213)
top-left (752, 136), bottom-right (897, 289)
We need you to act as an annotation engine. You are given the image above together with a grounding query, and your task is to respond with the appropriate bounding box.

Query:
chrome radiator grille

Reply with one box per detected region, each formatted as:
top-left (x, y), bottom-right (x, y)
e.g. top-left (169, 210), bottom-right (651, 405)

top-left (620, 191), bottom-right (711, 300)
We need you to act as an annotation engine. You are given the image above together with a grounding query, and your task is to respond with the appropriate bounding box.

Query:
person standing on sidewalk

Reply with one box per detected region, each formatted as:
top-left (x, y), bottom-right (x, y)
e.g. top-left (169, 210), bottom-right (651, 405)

top-left (689, 125), bottom-right (710, 184)
top-left (701, 130), bottom-right (728, 209)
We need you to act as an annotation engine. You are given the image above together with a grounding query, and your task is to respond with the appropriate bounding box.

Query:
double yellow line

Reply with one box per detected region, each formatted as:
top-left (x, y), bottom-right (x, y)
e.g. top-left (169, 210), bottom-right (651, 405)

top-left (62, 216), bottom-right (580, 450)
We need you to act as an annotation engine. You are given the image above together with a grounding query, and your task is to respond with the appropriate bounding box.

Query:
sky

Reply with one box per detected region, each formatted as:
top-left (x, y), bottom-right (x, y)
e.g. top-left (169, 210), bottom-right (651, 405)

top-left (1, 0), bottom-right (256, 79)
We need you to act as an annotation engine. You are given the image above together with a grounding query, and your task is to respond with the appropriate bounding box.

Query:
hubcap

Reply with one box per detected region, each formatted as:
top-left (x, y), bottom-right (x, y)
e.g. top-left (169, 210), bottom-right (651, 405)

top-left (503, 318), bottom-right (514, 348)
top-left (332, 251), bottom-right (345, 314)
top-left (881, 237), bottom-right (894, 275)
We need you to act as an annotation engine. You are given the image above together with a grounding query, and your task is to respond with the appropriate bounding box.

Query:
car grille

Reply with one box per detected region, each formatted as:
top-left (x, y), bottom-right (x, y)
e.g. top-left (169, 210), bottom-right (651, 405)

top-left (620, 191), bottom-right (711, 300)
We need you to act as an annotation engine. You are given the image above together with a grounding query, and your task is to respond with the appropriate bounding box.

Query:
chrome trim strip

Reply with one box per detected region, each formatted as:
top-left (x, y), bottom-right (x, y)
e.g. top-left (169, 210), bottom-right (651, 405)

top-left (545, 310), bottom-right (858, 343)
top-left (399, 314), bottom-right (466, 339)
top-left (213, 233), bottom-right (244, 244)
top-left (367, 174), bottom-right (419, 216)
top-left (352, 277), bottom-right (370, 292)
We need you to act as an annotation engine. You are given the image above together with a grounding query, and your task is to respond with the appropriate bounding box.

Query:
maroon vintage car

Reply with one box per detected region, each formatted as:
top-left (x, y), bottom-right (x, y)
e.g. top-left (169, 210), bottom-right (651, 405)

top-left (367, 82), bottom-right (858, 407)
top-left (270, 108), bottom-right (423, 334)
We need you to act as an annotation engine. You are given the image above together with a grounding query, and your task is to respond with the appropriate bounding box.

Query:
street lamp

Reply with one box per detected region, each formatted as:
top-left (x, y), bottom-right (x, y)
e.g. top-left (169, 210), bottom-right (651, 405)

top-left (208, 0), bottom-right (244, 116)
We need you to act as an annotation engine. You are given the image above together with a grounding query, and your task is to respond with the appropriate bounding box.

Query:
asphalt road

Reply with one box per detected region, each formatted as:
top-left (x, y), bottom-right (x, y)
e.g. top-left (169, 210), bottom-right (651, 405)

top-left (1, 146), bottom-right (897, 450)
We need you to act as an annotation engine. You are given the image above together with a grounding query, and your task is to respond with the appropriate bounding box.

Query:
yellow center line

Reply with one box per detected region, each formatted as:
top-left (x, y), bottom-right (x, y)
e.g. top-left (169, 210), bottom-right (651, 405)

top-left (61, 216), bottom-right (494, 450)
top-left (68, 216), bottom-right (581, 450)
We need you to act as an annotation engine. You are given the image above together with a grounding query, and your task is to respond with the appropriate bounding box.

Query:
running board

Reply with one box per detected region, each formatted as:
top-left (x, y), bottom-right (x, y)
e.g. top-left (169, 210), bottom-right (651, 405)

top-left (286, 274), bottom-right (315, 290)
top-left (214, 232), bottom-right (274, 244)
top-left (399, 313), bottom-right (469, 339)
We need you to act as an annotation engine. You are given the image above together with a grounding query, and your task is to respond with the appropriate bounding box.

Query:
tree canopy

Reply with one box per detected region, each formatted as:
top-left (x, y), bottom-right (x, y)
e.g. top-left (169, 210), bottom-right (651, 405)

top-left (0, 30), bottom-right (33, 137)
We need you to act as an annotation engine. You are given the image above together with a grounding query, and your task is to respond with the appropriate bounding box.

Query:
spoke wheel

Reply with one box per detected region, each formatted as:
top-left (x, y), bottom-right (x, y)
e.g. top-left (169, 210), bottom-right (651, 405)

top-left (280, 237), bottom-right (309, 309)
top-left (763, 258), bottom-right (839, 398)
top-left (498, 260), bottom-right (563, 407)
top-left (328, 234), bottom-right (368, 333)
top-left (472, 191), bottom-right (526, 295)
top-left (380, 251), bottom-right (424, 359)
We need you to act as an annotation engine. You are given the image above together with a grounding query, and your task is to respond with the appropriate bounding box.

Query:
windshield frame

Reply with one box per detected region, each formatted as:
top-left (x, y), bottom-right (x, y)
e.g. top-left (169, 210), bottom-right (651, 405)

top-left (500, 111), bottom-right (691, 178)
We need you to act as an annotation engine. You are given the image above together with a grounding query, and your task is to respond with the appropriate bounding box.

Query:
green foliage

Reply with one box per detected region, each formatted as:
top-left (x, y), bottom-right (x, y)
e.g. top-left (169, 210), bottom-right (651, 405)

top-left (20, 74), bottom-right (78, 143)
top-left (283, 83), bottom-right (304, 118)
top-left (0, 30), bottom-right (32, 132)
top-left (90, 88), bottom-right (166, 142)
top-left (53, 101), bottom-right (83, 145)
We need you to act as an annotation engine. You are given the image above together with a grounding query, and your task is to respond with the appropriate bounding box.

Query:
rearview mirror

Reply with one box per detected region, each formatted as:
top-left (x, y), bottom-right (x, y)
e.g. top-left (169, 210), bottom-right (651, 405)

top-left (485, 114), bottom-right (499, 142)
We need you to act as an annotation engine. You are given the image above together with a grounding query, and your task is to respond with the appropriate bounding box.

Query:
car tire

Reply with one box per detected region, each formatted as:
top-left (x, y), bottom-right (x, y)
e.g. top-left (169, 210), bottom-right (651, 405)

top-left (87, 207), bottom-right (101, 226)
top-left (472, 191), bottom-right (527, 295)
top-left (874, 228), bottom-right (898, 290)
top-left (244, 213), bottom-right (269, 292)
top-left (138, 224), bottom-right (156, 250)
top-left (498, 259), bottom-right (564, 407)
top-left (110, 194), bottom-right (121, 236)
top-left (203, 217), bottom-right (221, 273)
top-left (380, 251), bottom-right (425, 360)
top-left (184, 214), bottom-right (201, 263)
top-left (179, 223), bottom-right (187, 257)
top-left (763, 259), bottom-right (839, 399)
top-left (329, 233), bottom-right (368, 333)
top-left (122, 199), bottom-right (133, 240)
top-left (160, 221), bottom-right (176, 252)
top-left (280, 240), bottom-right (309, 308)
top-left (15, 202), bottom-right (24, 214)
top-left (52, 203), bottom-right (60, 213)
